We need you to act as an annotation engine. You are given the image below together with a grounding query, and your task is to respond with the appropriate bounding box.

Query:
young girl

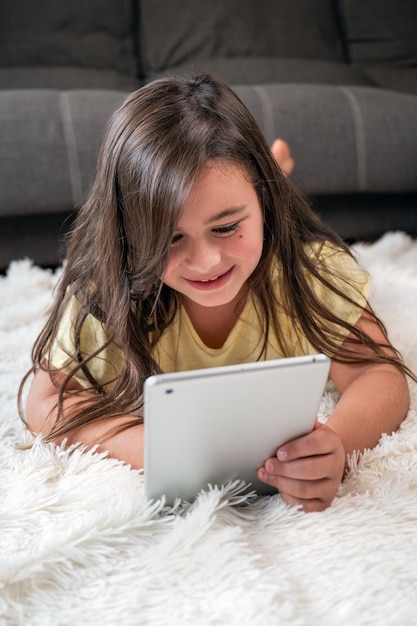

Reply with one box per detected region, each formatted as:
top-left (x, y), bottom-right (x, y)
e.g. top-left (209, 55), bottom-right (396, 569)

top-left (21, 73), bottom-right (411, 512)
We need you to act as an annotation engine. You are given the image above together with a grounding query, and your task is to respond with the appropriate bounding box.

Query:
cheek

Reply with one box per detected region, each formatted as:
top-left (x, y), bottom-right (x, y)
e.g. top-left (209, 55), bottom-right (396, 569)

top-left (235, 226), bottom-right (264, 259)
top-left (162, 244), bottom-right (188, 284)
top-left (161, 250), bottom-right (176, 282)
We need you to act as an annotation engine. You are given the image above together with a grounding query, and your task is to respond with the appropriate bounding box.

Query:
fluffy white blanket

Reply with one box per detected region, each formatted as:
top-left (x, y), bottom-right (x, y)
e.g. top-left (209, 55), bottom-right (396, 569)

top-left (1, 232), bottom-right (417, 626)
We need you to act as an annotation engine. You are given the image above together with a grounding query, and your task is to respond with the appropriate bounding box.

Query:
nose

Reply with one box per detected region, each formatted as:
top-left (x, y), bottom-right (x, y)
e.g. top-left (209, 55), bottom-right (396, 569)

top-left (185, 238), bottom-right (221, 273)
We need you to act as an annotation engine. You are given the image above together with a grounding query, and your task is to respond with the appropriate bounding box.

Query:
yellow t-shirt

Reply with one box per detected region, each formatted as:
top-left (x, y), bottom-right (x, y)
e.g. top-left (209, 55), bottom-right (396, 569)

top-left (49, 244), bottom-right (370, 390)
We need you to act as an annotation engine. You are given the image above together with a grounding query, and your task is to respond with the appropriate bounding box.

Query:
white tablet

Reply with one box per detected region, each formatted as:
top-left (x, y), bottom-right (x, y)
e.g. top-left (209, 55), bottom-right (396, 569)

top-left (144, 353), bottom-right (330, 504)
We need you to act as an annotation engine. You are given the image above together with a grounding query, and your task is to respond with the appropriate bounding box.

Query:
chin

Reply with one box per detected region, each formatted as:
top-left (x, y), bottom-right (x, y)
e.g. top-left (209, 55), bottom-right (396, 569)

top-left (190, 288), bottom-right (243, 309)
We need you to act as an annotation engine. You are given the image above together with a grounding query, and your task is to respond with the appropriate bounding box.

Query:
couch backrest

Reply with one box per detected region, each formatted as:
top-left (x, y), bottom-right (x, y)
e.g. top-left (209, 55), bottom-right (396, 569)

top-left (138, 0), bottom-right (345, 77)
top-left (3, 0), bottom-right (416, 82)
top-left (336, 0), bottom-right (417, 66)
top-left (0, 0), bottom-right (137, 76)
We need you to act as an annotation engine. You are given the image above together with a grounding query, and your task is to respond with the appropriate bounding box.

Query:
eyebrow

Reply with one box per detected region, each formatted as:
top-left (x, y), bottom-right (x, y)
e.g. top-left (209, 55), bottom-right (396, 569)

top-left (204, 205), bottom-right (247, 225)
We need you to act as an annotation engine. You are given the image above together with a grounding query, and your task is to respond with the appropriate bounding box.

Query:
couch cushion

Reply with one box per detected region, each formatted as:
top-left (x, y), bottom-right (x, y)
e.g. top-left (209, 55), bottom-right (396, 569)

top-left (139, 0), bottom-right (344, 78)
top-left (0, 91), bottom-right (73, 216)
top-left (337, 0), bottom-right (417, 66)
top-left (0, 68), bottom-right (141, 91)
top-left (150, 58), bottom-right (372, 87)
top-left (0, 0), bottom-right (137, 76)
top-left (0, 90), bottom-right (126, 217)
top-left (232, 84), bottom-right (417, 194)
top-left (360, 67), bottom-right (417, 95)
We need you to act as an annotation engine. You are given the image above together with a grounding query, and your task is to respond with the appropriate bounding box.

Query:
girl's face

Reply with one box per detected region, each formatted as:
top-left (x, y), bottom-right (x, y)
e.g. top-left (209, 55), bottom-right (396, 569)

top-left (162, 161), bottom-right (264, 310)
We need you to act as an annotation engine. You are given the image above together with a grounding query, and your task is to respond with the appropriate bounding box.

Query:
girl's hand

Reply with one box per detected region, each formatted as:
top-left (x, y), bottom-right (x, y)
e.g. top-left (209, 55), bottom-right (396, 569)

top-left (257, 421), bottom-right (346, 512)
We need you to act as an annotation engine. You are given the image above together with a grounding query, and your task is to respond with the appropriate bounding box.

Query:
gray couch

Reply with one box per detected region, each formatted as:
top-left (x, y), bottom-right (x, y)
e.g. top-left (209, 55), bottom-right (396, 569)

top-left (1, 0), bottom-right (416, 269)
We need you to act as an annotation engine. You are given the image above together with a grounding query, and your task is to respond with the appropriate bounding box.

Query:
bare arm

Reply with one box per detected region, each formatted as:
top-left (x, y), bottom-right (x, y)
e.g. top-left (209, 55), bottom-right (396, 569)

top-left (25, 366), bottom-right (145, 469)
top-left (258, 308), bottom-right (410, 511)
top-left (328, 307), bottom-right (409, 451)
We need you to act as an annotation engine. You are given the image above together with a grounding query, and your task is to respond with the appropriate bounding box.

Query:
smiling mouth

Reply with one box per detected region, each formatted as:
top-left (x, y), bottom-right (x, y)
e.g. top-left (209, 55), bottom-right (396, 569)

top-left (186, 267), bottom-right (233, 287)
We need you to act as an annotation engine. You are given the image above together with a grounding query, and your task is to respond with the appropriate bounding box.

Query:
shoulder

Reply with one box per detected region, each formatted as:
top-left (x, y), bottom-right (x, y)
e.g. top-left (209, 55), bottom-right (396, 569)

top-left (306, 240), bottom-right (359, 267)
top-left (50, 294), bottom-right (122, 391)
top-left (270, 241), bottom-right (370, 295)
top-left (56, 294), bottom-right (108, 348)
top-left (304, 241), bottom-right (371, 323)
top-left (306, 241), bottom-right (370, 289)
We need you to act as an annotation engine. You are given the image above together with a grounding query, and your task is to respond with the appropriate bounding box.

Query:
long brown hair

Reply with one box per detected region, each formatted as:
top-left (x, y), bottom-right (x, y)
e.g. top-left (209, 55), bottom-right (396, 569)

top-left (19, 73), bottom-right (414, 441)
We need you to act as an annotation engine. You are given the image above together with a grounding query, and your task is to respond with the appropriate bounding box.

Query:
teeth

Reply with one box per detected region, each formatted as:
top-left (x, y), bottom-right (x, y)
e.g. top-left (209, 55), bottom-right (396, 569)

top-left (201, 276), bottom-right (218, 283)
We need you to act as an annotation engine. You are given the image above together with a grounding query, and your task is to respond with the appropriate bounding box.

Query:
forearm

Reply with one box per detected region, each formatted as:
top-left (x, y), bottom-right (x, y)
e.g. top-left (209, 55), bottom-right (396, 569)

top-left (328, 364), bottom-right (410, 457)
top-left (26, 374), bottom-right (91, 433)
top-left (26, 368), bottom-right (145, 469)
top-left (30, 392), bottom-right (145, 469)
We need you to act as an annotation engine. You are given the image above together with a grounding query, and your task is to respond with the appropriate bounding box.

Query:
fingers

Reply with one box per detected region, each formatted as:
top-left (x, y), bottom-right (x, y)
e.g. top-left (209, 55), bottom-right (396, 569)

top-left (277, 492), bottom-right (329, 513)
top-left (264, 451), bottom-right (335, 482)
top-left (258, 423), bottom-right (346, 512)
top-left (277, 421), bottom-right (341, 465)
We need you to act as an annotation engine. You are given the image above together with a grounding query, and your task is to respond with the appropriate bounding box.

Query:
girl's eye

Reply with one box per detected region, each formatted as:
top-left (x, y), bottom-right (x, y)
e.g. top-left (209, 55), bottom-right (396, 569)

top-left (213, 222), bottom-right (240, 236)
top-left (171, 221), bottom-right (240, 245)
top-left (171, 233), bottom-right (183, 245)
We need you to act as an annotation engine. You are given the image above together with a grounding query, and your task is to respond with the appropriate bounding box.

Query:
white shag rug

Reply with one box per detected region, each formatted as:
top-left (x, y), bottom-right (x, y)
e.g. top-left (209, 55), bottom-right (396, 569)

top-left (1, 231), bottom-right (417, 626)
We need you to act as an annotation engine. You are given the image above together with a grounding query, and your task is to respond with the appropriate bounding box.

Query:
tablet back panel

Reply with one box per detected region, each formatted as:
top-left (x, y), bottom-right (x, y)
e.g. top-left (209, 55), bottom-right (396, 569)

top-left (144, 354), bottom-right (330, 504)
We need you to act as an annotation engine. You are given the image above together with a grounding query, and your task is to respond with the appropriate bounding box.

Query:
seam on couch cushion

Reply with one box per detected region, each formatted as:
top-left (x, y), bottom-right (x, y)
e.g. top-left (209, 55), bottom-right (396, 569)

top-left (253, 86), bottom-right (274, 142)
top-left (59, 92), bottom-right (83, 206)
top-left (338, 87), bottom-right (367, 191)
